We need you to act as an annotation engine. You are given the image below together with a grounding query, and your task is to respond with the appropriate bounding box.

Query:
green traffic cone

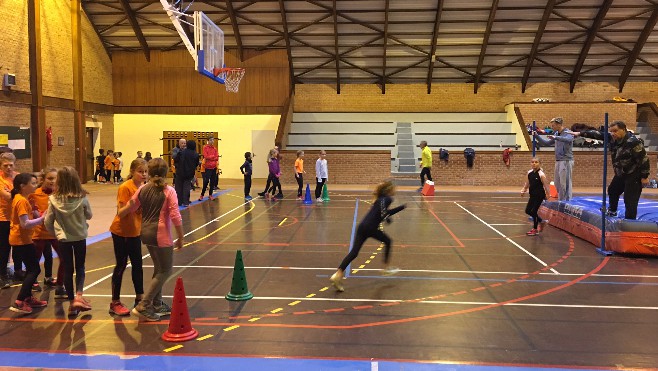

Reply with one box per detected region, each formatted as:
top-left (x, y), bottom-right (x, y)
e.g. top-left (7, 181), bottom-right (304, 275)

top-left (225, 250), bottom-right (253, 301)
top-left (322, 183), bottom-right (330, 201)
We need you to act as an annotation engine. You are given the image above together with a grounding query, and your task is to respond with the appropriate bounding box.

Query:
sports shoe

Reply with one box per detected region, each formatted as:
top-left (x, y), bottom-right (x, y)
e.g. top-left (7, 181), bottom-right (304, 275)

top-left (25, 296), bottom-right (47, 307)
top-left (109, 301), bottom-right (131, 316)
top-left (382, 267), bottom-right (400, 276)
top-left (154, 302), bottom-right (172, 317)
top-left (245, 195), bottom-right (253, 201)
top-left (54, 286), bottom-right (68, 299)
top-left (131, 306), bottom-right (160, 322)
top-left (417, 187), bottom-right (423, 192)
top-left (198, 196), bottom-right (204, 201)
top-left (257, 192), bottom-right (265, 197)
top-left (329, 272), bottom-right (344, 292)
top-left (316, 197), bottom-right (323, 203)
top-left (537, 221), bottom-right (547, 233)
top-left (10, 300), bottom-right (32, 314)
top-left (526, 229), bottom-right (538, 236)
top-left (68, 307), bottom-right (80, 317)
top-left (0, 277), bottom-right (10, 289)
top-left (32, 283), bottom-right (42, 292)
top-left (209, 194), bottom-right (215, 201)
top-left (606, 210), bottom-right (618, 217)
top-left (44, 277), bottom-right (56, 287)
top-left (275, 193), bottom-right (284, 199)
top-left (72, 297), bottom-right (92, 311)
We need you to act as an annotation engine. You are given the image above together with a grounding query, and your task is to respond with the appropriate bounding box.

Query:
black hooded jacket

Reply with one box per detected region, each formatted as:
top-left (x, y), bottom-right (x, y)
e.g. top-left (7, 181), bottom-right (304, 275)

top-left (176, 140), bottom-right (200, 180)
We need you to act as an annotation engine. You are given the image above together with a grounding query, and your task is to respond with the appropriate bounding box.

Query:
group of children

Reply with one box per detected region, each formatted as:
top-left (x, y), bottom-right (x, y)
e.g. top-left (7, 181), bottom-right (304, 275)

top-left (0, 152), bottom-right (183, 321)
top-left (94, 149), bottom-right (125, 184)
top-left (251, 148), bottom-right (329, 202)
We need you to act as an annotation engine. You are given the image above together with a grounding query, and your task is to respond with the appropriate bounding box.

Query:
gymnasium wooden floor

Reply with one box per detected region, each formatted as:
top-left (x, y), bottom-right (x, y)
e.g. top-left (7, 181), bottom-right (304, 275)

top-left (1, 182), bottom-right (658, 370)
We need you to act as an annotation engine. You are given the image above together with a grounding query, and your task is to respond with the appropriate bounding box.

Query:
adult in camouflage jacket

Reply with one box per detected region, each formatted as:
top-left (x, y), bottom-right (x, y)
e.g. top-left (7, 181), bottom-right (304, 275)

top-left (580, 121), bottom-right (650, 219)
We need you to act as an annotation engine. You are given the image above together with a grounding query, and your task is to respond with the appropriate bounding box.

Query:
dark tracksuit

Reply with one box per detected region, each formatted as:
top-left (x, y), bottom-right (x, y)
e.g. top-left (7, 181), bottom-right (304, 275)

top-left (240, 159), bottom-right (253, 197)
top-left (338, 196), bottom-right (405, 271)
top-left (525, 169), bottom-right (547, 229)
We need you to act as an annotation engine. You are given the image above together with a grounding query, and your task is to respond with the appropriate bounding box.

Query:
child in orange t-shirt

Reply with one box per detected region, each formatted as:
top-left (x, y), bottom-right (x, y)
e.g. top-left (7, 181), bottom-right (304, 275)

top-left (109, 158), bottom-right (148, 316)
top-left (0, 152), bottom-right (18, 288)
top-left (104, 150), bottom-right (115, 184)
top-left (9, 173), bottom-right (47, 314)
top-left (29, 168), bottom-right (63, 294)
top-left (294, 150), bottom-right (305, 199)
top-left (113, 154), bottom-right (121, 184)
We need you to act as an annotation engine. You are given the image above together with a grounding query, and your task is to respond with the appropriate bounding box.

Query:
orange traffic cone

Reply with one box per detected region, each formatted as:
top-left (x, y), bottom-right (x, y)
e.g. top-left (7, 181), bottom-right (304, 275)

top-left (549, 181), bottom-right (558, 199)
top-left (162, 277), bottom-right (199, 342)
top-left (421, 180), bottom-right (435, 196)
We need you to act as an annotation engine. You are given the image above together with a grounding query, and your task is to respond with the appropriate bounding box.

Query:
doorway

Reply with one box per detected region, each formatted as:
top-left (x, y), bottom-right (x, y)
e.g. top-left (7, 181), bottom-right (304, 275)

top-left (85, 128), bottom-right (94, 181)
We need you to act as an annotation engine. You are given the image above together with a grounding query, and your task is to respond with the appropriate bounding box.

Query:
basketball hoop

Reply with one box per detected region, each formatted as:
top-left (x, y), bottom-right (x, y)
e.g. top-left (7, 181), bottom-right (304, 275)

top-left (212, 67), bottom-right (245, 93)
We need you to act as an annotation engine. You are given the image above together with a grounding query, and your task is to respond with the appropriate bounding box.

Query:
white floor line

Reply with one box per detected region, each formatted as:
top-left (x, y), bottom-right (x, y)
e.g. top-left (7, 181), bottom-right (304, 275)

top-left (136, 265), bottom-right (658, 279)
top-left (454, 202), bottom-right (560, 275)
top-left (80, 293), bottom-right (658, 310)
top-left (489, 223), bottom-right (527, 226)
top-left (84, 198), bottom-right (252, 291)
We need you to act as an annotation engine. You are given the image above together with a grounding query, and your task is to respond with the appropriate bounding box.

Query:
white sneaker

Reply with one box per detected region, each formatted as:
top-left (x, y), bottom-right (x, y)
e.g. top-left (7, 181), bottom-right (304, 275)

top-left (329, 273), bottom-right (344, 292)
top-left (382, 267), bottom-right (400, 276)
top-left (316, 198), bottom-right (323, 203)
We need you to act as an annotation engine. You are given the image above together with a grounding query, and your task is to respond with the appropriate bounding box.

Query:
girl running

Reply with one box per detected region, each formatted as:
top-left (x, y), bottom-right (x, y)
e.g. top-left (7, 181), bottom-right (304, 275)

top-left (9, 173), bottom-right (47, 314)
top-left (118, 158), bottom-right (184, 321)
top-left (521, 157), bottom-right (551, 236)
top-left (109, 158), bottom-right (148, 316)
top-left (44, 167), bottom-right (93, 316)
top-left (329, 181), bottom-right (406, 291)
top-left (29, 168), bottom-right (64, 294)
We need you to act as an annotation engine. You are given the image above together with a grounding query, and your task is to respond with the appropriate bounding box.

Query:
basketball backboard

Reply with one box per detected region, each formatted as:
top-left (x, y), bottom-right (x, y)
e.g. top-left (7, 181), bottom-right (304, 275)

top-left (160, 0), bottom-right (230, 86)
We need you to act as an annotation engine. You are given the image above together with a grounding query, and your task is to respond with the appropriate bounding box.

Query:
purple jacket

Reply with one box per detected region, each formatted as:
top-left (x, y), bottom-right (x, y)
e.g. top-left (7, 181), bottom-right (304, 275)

top-left (268, 158), bottom-right (280, 175)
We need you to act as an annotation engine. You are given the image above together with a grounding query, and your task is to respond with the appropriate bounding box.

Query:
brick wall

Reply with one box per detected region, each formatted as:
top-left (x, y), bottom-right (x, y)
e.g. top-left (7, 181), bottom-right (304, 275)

top-left (295, 82), bottom-right (658, 113)
top-left (46, 109), bottom-right (75, 168)
top-left (517, 103), bottom-right (636, 132)
top-left (82, 12), bottom-right (112, 105)
top-left (275, 149), bottom-right (655, 187)
top-left (0, 1), bottom-right (30, 92)
top-left (40, 0), bottom-right (74, 100)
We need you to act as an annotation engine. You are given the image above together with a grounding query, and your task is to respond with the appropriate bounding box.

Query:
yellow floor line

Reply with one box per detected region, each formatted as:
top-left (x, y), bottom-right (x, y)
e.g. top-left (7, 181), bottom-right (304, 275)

top-left (196, 334), bottom-right (214, 341)
top-left (306, 293), bottom-right (316, 298)
top-left (163, 345), bottom-right (183, 352)
top-left (278, 217), bottom-right (287, 226)
top-left (271, 308), bottom-right (283, 313)
top-left (319, 287), bottom-right (329, 292)
top-left (223, 325), bottom-right (240, 332)
top-left (248, 317), bottom-right (261, 322)
top-left (288, 300), bottom-right (301, 306)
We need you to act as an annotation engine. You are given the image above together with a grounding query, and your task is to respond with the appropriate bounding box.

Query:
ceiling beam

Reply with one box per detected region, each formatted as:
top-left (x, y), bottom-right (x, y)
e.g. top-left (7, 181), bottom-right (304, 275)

top-left (426, 0), bottom-right (444, 94)
top-left (473, 0), bottom-right (500, 94)
top-left (117, 0), bottom-right (150, 61)
top-left (225, 0), bottom-right (244, 61)
top-left (619, 6), bottom-right (658, 92)
top-left (569, 0), bottom-right (614, 92)
top-left (522, 0), bottom-right (556, 92)
top-left (382, 0), bottom-right (389, 94)
top-left (278, 0), bottom-right (295, 89)
top-left (332, 0), bottom-right (340, 94)
top-left (80, 2), bottom-right (112, 59)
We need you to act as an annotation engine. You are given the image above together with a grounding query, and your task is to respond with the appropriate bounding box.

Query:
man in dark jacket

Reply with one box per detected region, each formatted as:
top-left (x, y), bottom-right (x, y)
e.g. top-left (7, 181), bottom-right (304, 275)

top-left (174, 140), bottom-right (199, 207)
top-left (581, 121), bottom-right (650, 219)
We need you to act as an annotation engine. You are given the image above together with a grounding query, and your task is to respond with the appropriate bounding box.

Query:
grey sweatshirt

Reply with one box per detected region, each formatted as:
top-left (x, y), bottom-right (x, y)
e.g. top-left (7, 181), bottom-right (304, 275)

top-left (535, 129), bottom-right (574, 161)
top-left (44, 196), bottom-right (93, 242)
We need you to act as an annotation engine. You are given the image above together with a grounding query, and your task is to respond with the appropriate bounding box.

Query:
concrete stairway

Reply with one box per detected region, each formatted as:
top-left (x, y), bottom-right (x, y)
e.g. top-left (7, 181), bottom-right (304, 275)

top-left (634, 121), bottom-right (658, 152)
top-left (392, 122), bottom-right (420, 186)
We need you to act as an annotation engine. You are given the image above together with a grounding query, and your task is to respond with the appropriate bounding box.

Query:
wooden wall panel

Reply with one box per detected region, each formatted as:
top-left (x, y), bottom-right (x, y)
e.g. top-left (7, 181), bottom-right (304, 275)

top-left (113, 49), bottom-right (290, 113)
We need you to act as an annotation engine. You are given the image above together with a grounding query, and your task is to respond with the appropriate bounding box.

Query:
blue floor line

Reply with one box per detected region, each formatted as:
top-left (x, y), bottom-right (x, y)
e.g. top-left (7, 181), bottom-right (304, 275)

top-left (86, 188), bottom-right (233, 246)
top-left (0, 351), bottom-right (612, 371)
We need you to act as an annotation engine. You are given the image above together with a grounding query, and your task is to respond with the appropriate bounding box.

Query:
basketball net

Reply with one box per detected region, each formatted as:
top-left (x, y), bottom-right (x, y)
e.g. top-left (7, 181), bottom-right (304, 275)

top-left (213, 67), bottom-right (245, 93)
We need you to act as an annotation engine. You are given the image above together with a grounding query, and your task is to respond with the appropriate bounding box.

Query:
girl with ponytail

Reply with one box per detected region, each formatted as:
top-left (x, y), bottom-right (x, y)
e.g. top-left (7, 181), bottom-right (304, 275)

top-left (118, 157), bottom-right (184, 321)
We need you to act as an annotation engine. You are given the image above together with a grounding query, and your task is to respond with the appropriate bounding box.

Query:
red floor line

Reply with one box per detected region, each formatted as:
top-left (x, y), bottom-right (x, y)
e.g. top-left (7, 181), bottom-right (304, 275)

top-left (426, 207), bottom-right (465, 248)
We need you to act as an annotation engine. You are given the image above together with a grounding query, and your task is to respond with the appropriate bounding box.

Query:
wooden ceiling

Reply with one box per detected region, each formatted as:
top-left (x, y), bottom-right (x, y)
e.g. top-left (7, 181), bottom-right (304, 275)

top-left (82, 0), bottom-right (658, 93)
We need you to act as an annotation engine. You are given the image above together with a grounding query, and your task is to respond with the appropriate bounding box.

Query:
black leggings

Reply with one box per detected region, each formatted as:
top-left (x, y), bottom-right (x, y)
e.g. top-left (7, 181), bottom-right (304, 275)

top-left (34, 239), bottom-right (63, 281)
top-left (59, 240), bottom-right (87, 300)
top-left (608, 175), bottom-right (643, 220)
top-left (262, 174), bottom-right (273, 194)
top-left (244, 174), bottom-right (252, 197)
top-left (338, 226), bottom-right (392, 271)
top-left (296, 173), bottom-right (304, 197)
top-left (269, 176), bottom-right (282, 195)
top-left (315, 178), bottom-right (327, 199)
top-left (94, 168), bottom-right (105, 182)
top-left (0, 221), bottom-right (21, 277)
top-left (525, 195), bottom-right (544, 229)
top-left (201, 168), bottom-right (218, 197)
top-left (420, 167), bottom-right (432, 187)
top-left (15, 244), bottom-right (40, 301)
top-left (111, 234), bottom-right (144, 301)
